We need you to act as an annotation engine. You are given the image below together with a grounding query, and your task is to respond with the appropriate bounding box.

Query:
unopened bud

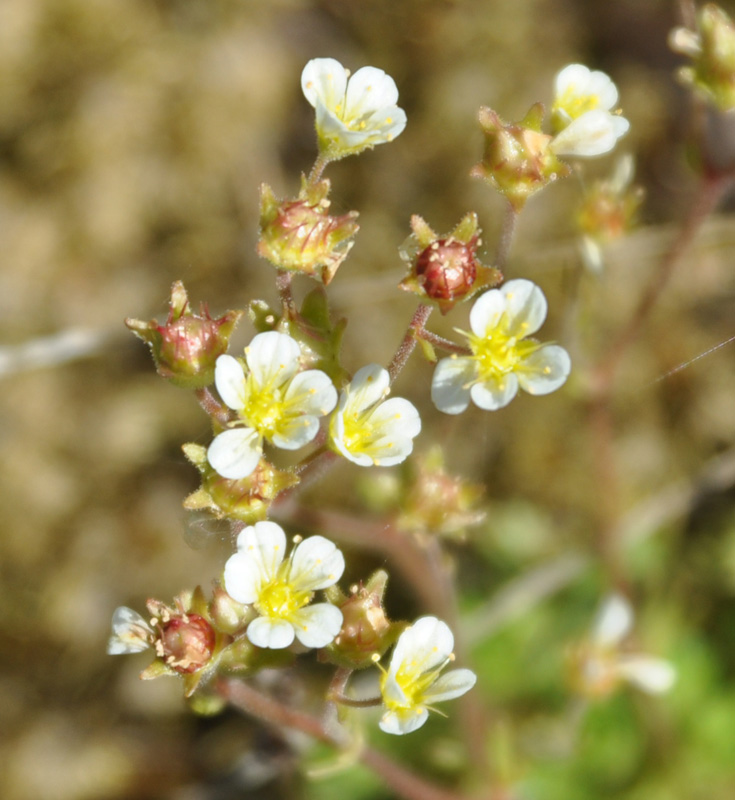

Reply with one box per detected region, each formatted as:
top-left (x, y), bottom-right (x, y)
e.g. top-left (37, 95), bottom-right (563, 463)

top-left (258, 177), bottom-right (359, 285)
top-left (323, 571), bottom-right (401, 669)
top-left (471, 104), bottom-right (570, 211)
top-left (126, 282), bottom-right (242, 389)
top-left (399, 214), bottom-right (502, 314)
top-left (182, 443), bottom-right (299, 523)
top-left (158, 614), bottom-right (216, 675)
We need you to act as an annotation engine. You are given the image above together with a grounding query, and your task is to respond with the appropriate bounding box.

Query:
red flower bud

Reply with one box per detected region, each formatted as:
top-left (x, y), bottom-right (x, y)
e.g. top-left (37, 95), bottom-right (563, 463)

top-left (158, 614), bottom-right (216, 674)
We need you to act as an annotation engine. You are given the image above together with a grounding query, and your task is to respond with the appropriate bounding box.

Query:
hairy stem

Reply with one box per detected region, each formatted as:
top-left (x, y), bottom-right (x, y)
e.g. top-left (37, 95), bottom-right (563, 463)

top-left (493, 200), bottom-right (519, 274)
top-left (387, 303), bottom-right (434, 382)
top-left (195, 387), bottom-right (231, 427)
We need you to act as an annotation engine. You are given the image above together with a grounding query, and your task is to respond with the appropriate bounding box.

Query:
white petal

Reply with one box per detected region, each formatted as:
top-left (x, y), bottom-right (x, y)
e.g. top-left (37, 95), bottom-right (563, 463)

top-left (214, 354), bottom-right (246, 411)
top-left (499, 279), bottom-right (548, 337)
top-left (271, 415), bottom-right (320, 450)
top-left (246, 616), bottom-right (295, 649)
top-left (555, 63), bottom-right (592, 96)
top-left (283, 370), bottom-right (337, 417)
top-left (431, 356), bottom-right (476, 415)
top-left (379, 707), bottom-right (429, 735)
top-left (516, 345), bottom-right (571, 395)
top-left (367, 397), bottom-right (421, 439)
top-left (345, 66), bottom-right (399, 117)
top-left (107, 607), bottom-right (152, 655)
top-left (301, 58), bottom-right (348, 111)
top-left (235, 521), bottom-right (287, 571)
top-left (551, 110), bottom-right (628, 157)
top-left (225, 522), bottom-right (287, 603)
top-left (469, 289), bottom-right (506, 338)
top-left (390, 617), bottom-right (454, 675)
top-left (365, 106), bottom-right (407, 143)
top-left (594, 594), bottom-right (633, 646)
top-left (207, 427), bottom-right (262, 480)
top-left (422, 668), bottom-right (477, 704)
top-left (289, 535), bottom-right (345, 591)
top-left (617, 656), bottom-right (676, 694)
top-left (470, 373), bottom-right (519, 410)
top-left (291, 603), bottom-right (344, 648)
top-left (346, 364), bottom-right (390, 413)
top-left (245, 331), bottom-right (301, 388)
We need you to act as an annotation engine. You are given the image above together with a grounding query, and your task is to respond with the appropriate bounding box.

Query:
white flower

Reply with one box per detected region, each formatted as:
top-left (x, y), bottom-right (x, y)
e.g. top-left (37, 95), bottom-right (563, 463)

top-left (301, 58), bottom-right (407, 161)
top-left (431, 279), bottom-right (571, 414)
top-left (224, 521), bottom-right (345, 650)
top-left (330, 364), bottom-right (421, 466)
top-left (573, 594), bottom-right (676, 697)
top-left (107, 606), bottom-right (153, 655)
top-left (379, 616), bottom-right (476, 735)
top-left (207, 331), bottom-right (337, 480)
top-left (550, 63), bottom-right (629, 157)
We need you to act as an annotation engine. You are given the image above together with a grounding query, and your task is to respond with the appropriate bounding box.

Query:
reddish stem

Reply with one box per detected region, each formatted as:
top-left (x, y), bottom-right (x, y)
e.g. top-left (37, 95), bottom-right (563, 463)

top-left (387, 303), bottom-right (434, 382)
top-left (195, 387), bottom-right (231, 427)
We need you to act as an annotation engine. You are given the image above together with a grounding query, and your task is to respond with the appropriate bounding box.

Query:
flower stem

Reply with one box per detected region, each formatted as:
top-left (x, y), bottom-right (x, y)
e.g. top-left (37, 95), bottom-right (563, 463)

top-left (387, 303), bottom-right (434, 382)
top-left (418, 328), bottom-right (471, 356)
top-left (494, 200), bottom-right (519, 273)
top-left (308, 152), bottom-right (330, 184)
top-left (275, 269), bottom-right (296, 315)
top-left (216, 678), bottom-right (473, 800)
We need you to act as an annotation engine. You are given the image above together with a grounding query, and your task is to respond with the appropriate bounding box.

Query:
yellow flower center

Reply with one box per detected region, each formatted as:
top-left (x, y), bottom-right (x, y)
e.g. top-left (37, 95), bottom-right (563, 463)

top-left (468, 323), bottom-right (539, 383)
top-left (554, 87), bottom-right (600, 120)
top-left (240, 375), bottom-right (287, 438)
top-left (381, 658), bottom-right (445, 712)
top-left (255, 572), bottom-right (312, 621)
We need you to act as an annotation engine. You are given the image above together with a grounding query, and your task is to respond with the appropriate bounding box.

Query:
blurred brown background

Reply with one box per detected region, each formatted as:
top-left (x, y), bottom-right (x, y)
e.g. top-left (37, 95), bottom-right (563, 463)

top-left (1, 1), bottom-right (734, 799)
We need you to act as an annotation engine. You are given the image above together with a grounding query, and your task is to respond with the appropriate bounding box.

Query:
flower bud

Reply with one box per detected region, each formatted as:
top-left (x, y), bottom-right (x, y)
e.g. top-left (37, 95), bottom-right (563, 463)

top-left (471, 104), bottom-right (570, 211)
top-left (209, 584), bottom-right (253, 635)
top-left (158, 614), bottom-right (216, 675)
top-left (257, 177), bottom-right (359, 284)
top-left (399, 214), bottom-right (502, 314)
top-left (671, 4), bottom-right (735, 112)
top-left (322, 571), bottom-right (402, 669)
top-left (126, 282), bottom-right (243, 389)
top-left (182, 443), bottom-right (299, 523)
top-left (397, 446), bottom-right (486, 541)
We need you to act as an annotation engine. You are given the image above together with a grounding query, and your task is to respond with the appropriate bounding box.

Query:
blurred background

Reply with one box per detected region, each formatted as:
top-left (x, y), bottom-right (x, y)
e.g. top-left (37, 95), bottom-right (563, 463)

top-left (1, 0), bottom-right (734, 798)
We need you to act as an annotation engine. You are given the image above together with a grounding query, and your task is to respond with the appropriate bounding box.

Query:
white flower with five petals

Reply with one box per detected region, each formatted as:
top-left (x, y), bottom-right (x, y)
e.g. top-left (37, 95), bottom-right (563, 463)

top-left (431, 279), bottom-right (571, 414)
top-left (571, 594), bottom-right (677, 697)
top-left (329, 364), bottom-right (421, 466)
top-left (301, 58), bottom-right (407, 161)
top-left (224, 521), bottom-right (345, 650)
top-left (379, 616), bottom-right (476, 735)
top-left (207, 331), bottom-right (337, 480)
top-left (550, 63), bottom-right (630, 157)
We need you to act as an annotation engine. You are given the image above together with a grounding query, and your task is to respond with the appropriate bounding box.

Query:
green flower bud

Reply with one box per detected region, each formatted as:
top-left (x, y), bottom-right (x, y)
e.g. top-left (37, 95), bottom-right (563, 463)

top-left (471, 104), bottom-right (570, 211)
top-left (257, 177), bottom-right (359, 285)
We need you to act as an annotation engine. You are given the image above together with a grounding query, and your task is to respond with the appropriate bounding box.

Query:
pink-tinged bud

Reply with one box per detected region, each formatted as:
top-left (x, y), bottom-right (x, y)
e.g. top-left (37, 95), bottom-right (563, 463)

top-left (182, 443), bottom-right (299, 523)
top-left (158, 614), bottom-right (216, 674)
top-left (399, 213), bottom-right (502, 314)
top-left (322, 571), bottom-right (402, 669)
top-left (257, 177), bottom-right (359, 285)
top-left (471, 104), bottom-right (570, 211)
top-left (126, 282), bottom-right (243, 389)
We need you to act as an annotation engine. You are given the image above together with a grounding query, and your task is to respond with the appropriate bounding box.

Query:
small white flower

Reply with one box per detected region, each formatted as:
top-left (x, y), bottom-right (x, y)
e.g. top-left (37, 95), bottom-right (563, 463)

top-left (301, 58), bottom-right (407, 161)
top-left (431, 279), bottom-right (571, 414)
top-left (573, 594), bottom-right (676, 697)
top-left (379, 616), bottom-right (476, 735)
top-left (224, 521), bottom-right (345, 650)
top-left (550, 63), bottom-right (629, 157)
top-left (207, 331), bottom-right (337, 480)
top-left (107, 606), bottom-right (154, 655)
top-left (330, 364), bottom-right (421, 466)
